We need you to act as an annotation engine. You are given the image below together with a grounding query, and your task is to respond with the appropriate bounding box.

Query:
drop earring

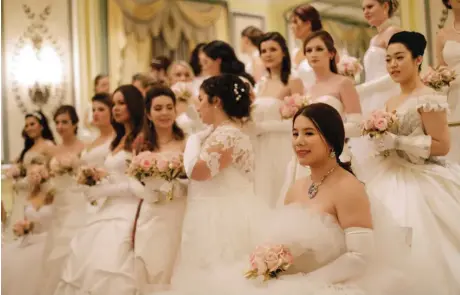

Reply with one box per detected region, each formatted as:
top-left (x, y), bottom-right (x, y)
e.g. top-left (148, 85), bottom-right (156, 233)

top-left (329, 150), bottom-right (336, 158)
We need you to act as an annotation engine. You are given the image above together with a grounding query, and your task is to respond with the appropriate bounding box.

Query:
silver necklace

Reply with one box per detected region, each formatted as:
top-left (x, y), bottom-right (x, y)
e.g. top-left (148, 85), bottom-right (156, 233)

top-left (308, 166), bottom-right (337, 199)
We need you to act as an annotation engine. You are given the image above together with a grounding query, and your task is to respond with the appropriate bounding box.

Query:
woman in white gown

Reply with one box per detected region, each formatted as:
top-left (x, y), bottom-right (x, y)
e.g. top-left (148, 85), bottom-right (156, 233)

top-left (54, 85), bottom-right (147, 295)
top-left (2, 163), bottom-right (54, 295)
top-left (358, 0), bottom-right (401, 115)
top-left (279, 31), bottom-right (363, 206)
top-left (3, 111), bottom-right (55, 242)
top-left (150, 103), bottom-right (414, 295)
top-left (240, 26), bottom-right (265, 82)
top-left (251, 32), bottom-right (304, 207)
top-left (436, 0), bottom-right (460, 162)
top-left (162, 74), bottom-right (266, 286)
top-left (358, 31), bottom-right (460, 294)
top-left (133, 86), bottom-right (187, 292)
top-left (289, 4), bottom-right (323, 88)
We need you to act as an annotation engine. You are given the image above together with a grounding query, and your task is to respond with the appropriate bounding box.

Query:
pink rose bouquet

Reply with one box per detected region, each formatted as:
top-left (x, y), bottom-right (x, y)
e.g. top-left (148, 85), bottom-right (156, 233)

top-left (126, 151), bottom-right (157, 182)
top-left (49, 154), bottom-right (80, 176)
top-left (422, 66), bottom-right (456, 91)
top-left (27, 164), bottom-right (49, 186)
top-left (279, 94), bottom-right (311, 119)
top-left (361, 110), bottom-right (398, 157)
top-left (13, 220), bottom-right (35, 237)
top-left (337, 55), bottom-right (363, 81)
top-left (76, 165), bottom-right (108, 186)
top-left (245, 244), bottom-right (293, 281)
top-left (6, 164), bottom-right (26, 180)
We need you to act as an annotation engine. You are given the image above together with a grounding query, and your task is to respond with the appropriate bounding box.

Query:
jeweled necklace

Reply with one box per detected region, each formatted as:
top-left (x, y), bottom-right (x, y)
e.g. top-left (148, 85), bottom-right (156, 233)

top-left (308, 166), bottom-right (337, 199)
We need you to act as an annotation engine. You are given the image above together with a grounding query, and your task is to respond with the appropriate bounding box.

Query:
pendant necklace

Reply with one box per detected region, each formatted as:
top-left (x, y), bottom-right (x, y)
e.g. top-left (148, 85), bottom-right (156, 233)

top-left (308, 166), bottom-right (337, 199)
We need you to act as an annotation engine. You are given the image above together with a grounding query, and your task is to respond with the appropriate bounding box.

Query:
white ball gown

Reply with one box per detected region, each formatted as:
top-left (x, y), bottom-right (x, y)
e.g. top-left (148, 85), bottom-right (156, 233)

top-left (357, 45), bottom-right (400, 115)
top-left (166, 125), bottom-right (266, 286)
top-left (149, 199), bottom-right (414, 295)
top-left (356, 89), bottom-right (460, 294)
top-left (3, 151), bottom-right (48, 242)
top-left (252, 87), bottom-right (293, 207)
top-left (54, 150), bottom-right (143, 295)
top-left (133, 152), bottom-right (188, 293)
top-left (2, 203), bottom-right (53, 295)
top-left (443, 40), bottom-right (460, 162)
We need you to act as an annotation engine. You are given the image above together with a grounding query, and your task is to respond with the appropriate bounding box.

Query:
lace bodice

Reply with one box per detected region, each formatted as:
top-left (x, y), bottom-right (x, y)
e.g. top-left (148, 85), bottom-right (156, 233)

top-left (200, 125), bottom-right (254, 179)
top-left (388, 89), bottom-right (449, 163)
top-left (81, 140), bottom-right (111, 167)
top-left (23, 151), bottom-right (49, 168)
top-left (24, 204), bottom-right (53, 234)
top-left (363, 46), bottom-right (387, 82)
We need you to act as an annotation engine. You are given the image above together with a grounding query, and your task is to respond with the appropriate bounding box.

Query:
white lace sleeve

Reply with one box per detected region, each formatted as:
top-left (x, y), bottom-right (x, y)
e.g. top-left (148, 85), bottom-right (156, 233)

top-left (199, 125), bottom-right (254, 178)
top-left (416, 93), bottom-right (450, 113)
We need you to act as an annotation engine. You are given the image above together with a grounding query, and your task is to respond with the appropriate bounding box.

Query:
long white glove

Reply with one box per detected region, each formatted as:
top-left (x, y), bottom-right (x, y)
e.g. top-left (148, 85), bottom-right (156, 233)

top-left (305, 227), bottom-right (374, 283)
top-left (371, 133), bottom-right (432, 160)
top-left (183, 126), bottom-right (213, 177)
top-left (357, 74), bottom-right (395, 99)
top-left (344, 113), bottom-right (363, 138)
top-left (87, 177), bottom-right (145, 201)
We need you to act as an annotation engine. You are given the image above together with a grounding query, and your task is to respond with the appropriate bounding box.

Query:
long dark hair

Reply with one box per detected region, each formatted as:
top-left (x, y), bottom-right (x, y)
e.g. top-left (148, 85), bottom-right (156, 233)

top-left (18, 111), bottom-right (55, 163)
top-left (291, 4), bottom-right (323, 32)
top-left (293, 103), bottom-right (353, 174)
top-left (110, 85), bottom-right (146, 152)
top-left (144, 86), bottom-right (185, 151)
top-left (189, 43), bottom-right (207, 76)
top-left (203, 41), bottom-right (256, 86)
top-left (258, 32), bottom-right (291, 85)
top-left (54, 105), bottom-right (79, 135)
top-left (304, 30), bottom-right (338, 74)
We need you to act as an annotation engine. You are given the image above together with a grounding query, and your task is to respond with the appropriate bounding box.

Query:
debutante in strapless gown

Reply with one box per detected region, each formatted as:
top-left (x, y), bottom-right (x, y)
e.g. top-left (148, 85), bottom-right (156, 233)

top-left (443, 40), bottom-right (460, 162)
top-left (357, 46), bottom-right (400, 115)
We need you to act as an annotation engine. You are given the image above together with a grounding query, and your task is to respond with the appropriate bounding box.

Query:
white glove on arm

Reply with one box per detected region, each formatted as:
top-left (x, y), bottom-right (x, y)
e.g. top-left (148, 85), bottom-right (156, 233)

top-left (305, 227), bottom-right (374, 283)
top-left (183, 126), bottom-right (213, 177)
top-left (372, 133), bottom-right (432, 160)
top-left (344, 113), bottom-right (363, 138)
top-left (87, 177), bottom-right (145, 201)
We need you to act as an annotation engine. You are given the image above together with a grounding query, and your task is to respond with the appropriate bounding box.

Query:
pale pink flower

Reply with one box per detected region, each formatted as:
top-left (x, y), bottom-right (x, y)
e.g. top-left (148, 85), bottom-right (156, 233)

top-left (374, 118), bottom-right (388, 131)
top-left (156, 160), bottom-right (169, 172)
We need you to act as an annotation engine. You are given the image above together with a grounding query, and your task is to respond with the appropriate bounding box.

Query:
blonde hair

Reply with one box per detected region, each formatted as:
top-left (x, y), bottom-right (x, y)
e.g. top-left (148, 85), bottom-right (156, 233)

top-left (377, 0), bottom-right (399, 17)
top-left (167, 61), bottom-right (195, 80)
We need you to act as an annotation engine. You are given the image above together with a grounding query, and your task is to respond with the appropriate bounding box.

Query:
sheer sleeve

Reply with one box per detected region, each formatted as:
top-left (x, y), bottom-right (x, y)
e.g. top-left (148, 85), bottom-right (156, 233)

top-left (190, 126), bottom-right (253, 181)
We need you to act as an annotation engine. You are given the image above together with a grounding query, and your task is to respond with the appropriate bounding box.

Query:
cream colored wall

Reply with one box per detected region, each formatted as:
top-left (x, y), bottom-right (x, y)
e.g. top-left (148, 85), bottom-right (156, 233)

top-left (2, 0), bottom-right (75, 162)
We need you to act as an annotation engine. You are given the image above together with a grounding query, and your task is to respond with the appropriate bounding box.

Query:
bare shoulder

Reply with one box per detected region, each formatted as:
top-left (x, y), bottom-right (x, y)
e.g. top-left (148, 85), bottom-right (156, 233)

top-left (332, 173), bottom-right (368, 205)
top-left (43, 140), bottom-right (56, 147)
top-left (336, 74), bottom-right (354, 87)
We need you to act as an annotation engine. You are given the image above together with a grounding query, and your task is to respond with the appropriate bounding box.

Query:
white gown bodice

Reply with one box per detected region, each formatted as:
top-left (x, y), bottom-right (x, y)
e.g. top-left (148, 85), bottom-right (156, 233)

top-left (24, 204), bottom-right (53, 234)
top-left (309, 95), bottom-right (344, 114)
top-left (363, 46), bottom-right (387, 82)
top-left (80, 140), bottom-right (111, 167)
top-left (252, 97), bottom-right (284, 122)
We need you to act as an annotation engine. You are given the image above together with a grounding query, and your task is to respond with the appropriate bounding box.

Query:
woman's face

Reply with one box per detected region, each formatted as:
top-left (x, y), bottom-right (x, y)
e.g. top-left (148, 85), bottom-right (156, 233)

top-left (112, 91), bottom-right (130, 124)
top-left (290, 15), bottom-right (310, 40)
top-left (260, 40), bottom-right (284, 70)
top-left (24, 116), bottom-right (42, 139)
top-left (170, 64), bottom-right (193, 85)
top-left (304, 37), bottom-right (333, 71)
top-left (292, 114), bottom-right (330, 167)
top-left (362, 0), bottom-right (388, 27)
top-left (55, 112), bottom-right (76, 137)
top-left (386, 43), bottom-right (421, 84)
top-left (95, 76), bottom-right (110, 94)
top-left (200, 53), bottom-right (221, 77)
top-left (92, 101), bottom-right (112, 128)
top-left (148, 95), bottom-right (176, 129)
top-left (197, 88), bottom-right (217, 125)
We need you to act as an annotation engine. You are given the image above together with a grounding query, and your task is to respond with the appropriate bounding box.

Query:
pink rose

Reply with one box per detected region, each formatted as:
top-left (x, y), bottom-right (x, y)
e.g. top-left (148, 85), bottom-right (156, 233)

top-left (364, 119), bottom-right (374, 130)
top-left (169, 158), bottom-right (182, 170)
top-left (140, 159), bottom-right (153, 171)
top-left (374, 118), bottom-right (388, 131)
top-left (156, 160), bottom-right (169, 172)
top-left (264, 249), bottom-right (281, 272)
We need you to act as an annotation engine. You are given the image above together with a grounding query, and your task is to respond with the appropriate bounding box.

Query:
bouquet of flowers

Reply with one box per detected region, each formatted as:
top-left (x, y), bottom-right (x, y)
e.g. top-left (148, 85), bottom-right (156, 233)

top-left (127, 151), bottom-right (186, 201)
top-left (337, 55), bottom-right (363, 81)
top-left (171, 82), bottom-right (194, 103)
top-left (13, 220), bottom-right (34, 237)
top-left (245, 244), bottom-right (293, 281)
top-left (422, 66), bottom-right (456, 91)
top-left (76, 166), bottom-right (108, 187)
top-left (279, 94), bottom-right (311, 119)
top-left (49, 154), bottom-right (80, 176)
top-left (5, 163), bottom-right (26, 180)
top-left (361, 110), bottom-right (399, 157)
top-left (27, 164), bottom-right (49, 186)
